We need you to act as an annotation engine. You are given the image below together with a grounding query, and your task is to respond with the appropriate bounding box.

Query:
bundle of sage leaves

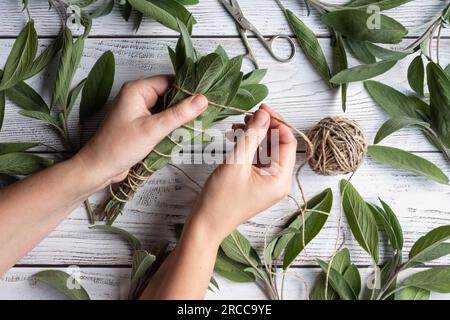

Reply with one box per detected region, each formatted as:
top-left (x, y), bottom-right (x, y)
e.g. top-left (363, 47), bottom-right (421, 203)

top-left (102, 21), bottom-right (269, 224)
top-left (215, 180), bottom-right (450, 300)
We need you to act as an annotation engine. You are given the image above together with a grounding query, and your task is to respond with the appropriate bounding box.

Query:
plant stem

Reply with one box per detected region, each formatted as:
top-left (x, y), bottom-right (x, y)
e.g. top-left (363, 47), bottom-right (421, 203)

top-left (436, 23), bottom-right (443, 65)
top-left (382, 286), bottom-right (407, 300)
top-left (274, 0), bottom-right (287, 13)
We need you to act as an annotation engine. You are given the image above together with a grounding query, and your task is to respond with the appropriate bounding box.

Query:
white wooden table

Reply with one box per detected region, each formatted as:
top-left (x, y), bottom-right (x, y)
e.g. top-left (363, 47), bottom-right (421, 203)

top-left (1, 0), bottom-right (450, 300)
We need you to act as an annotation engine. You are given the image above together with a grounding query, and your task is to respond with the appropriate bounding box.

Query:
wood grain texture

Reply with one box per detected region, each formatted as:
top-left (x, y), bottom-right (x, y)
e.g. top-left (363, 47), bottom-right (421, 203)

top-left (1, 0), bottom-right (449, 38)
top-left (9, 152), bottom-right (449, 267)
top-left (0, 38), bottom-right (448, 152)
top-left (2, 267), bottom-right (450, 300)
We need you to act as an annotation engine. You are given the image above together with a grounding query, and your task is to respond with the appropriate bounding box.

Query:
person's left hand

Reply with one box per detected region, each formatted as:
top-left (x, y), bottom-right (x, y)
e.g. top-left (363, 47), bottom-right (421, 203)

top-left (75, 75), bottom-right (209, 188)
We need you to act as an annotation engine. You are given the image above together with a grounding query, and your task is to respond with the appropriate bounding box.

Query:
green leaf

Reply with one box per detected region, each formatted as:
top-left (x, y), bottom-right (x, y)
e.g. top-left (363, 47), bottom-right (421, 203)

top-left (120, 0), bottom-right (133, 21)
top-left (6, 80), bottom-right (49, 113)
top-left (79, 51), bottom-right (115, 123)
top-left (51, 28), bottom-right (73, 108)
top-left (365, 42), bottom-right (409, 61)
top-left (368, 145), bottom-right (449, 184)
top-left (220, 230), bottom-right (260, 267)
top-left (128, 0), bottom-right (196, 33)
top-left (0, 20), bottom-right (38, 90)
top-left (343, 264), bottom-right (361, 297)
top-left (241, 69), bottom-right (267, 86)
top-left (24, 33), bottom-right (63, 79)
top-left (344, 38), bottom-right (376, 64)
top-left (67, 79), bottom-right (86, 115)
top-left (408, 225), bottom-right (450, 265)
top-left (396, 286), bottom-right (430, 300)
top-left (89, 0), bottom-right (114, 18)
top-left (90, 225), bottom-right (143, 251)
top-left (445, 64), bottom-right (450, 77)
top-left (340, 180), bottom-right (379, 263)
top-left (402, 267), bottom-right (450, 293)
top-left (131, 249), bottom-right (156, 281)
top-left (365, 80), bottom-right (425, 118)
top-left (33, 270), bottom-right (90, 300)
top-left (0, 90), bottom-right (4, 131)
top-left (19, 110), bottom-right (63, 133)
top-left (0, 142), bottom-right (38, 155)
top-left (285, 9), bottom-right (331, 85)
top-left (408, 56), bottom-right (425, 96)
top-left (194, 53), bottom-right (225, 93)
top-left (427, 62), bottom-right (450, 149)
top-left (0, 153), bottom-right (52, 176)
top-left (282, 189), bottom-right (332, 269)
top-left (333, 34), bottom-right (348, 111)
top-left (214, 249), bottom-right (256, 283)
top-left (321, 10), bottom-right (407, 44)
top-left (317, 259), bottom-right (357, 300)
top-left (331, 60), bottom-right (396, 84)
top-left (368, 200), bottom-right (403, 251)
top-left (272, 188), bottom-right (333, 260)
top-left (374, 116), bottom-right (430, 144)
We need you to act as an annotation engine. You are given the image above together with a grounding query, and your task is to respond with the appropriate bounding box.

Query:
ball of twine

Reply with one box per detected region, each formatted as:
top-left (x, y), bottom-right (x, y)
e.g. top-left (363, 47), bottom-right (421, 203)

top-left (306, 117), bottom-right (367, 176)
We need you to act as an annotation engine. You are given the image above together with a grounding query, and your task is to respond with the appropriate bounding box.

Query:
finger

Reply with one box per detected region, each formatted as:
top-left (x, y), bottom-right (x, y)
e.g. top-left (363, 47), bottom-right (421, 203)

top-left (124, 75), bottom-right (173, 108)
top-left (230, 109), bottom-right (270, 166)
top-left (145, 94), bottom-right (209, 143)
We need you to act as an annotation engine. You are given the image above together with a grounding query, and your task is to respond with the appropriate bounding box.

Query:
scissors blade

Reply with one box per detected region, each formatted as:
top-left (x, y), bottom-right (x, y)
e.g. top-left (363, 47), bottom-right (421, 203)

top-left (219, 0), bottom-right (254, 31)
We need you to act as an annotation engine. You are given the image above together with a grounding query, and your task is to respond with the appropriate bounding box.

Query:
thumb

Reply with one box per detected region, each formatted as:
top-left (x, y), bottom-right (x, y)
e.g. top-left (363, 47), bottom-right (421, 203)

top-left (231, 109), bottom-right (270, 165)
top-left (147, 94), bottom-right (208, 142)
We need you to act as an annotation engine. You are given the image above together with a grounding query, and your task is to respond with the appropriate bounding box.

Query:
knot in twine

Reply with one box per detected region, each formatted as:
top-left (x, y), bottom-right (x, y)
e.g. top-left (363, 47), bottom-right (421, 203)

top-left (306, 117), bottom-right (367, 176)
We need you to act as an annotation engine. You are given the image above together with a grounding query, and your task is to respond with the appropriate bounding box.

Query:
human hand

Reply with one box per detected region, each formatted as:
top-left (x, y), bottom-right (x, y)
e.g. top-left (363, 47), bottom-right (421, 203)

top-left (75, 75), bottom-right (208, 188)
top-left (186, 104), bottom-right (298, 245)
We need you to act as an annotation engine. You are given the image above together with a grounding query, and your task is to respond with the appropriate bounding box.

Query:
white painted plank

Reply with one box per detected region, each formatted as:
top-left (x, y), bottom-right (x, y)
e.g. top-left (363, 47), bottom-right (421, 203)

top-left (2, 267), bottom-right (450, 300)
top-left (1, 38), bottom-right (449, 152)
top-left (1, 0), bottom-right (449, 37)
top-left (10, 152), bottom-right (450, 266)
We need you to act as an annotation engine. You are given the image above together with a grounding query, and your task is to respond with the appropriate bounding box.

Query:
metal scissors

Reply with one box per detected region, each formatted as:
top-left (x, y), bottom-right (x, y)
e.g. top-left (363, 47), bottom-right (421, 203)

top-left (219, 0), bottom-right (296, 69)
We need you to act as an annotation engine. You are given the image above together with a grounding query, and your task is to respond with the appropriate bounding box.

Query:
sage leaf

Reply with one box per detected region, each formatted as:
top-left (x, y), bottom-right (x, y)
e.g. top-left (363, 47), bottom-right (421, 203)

top-left (89, 0), bottom-right (114, 18)
top-left (309, 249), bottom-right (351, 300)
top-left (445, 64), bottom-right (450, 77)
top-left (285, 9), bottom-right (331, 85)
top-left (427, 62), bottom-right (450, 149)
top-left (272, 188), bottom-right (332, 260)
top-left (402, 267), bottom-right (450, 293)
top-left (343, 264), bottom-right (361, 297)
top-left (408, 225), bottom-right (450, 265)
top-left (18, 110), bottom-right (63, 134)
top-left (90, 225), bottom-right (143, 251)
top-left (33, 270), bottom-right (90, 300)
top-left (317, 259), bottom-right (357, 300)
top-left (0, 20), bottom-right (38, 91)
top-left (6, 80), bottom-right (49, 113)
top-left (365, 42), bottom-right (409, 61)
top-left (175, 0), bottom-right (199, 4)
top-left (408, 55), bottom-right (425, 96)
top-left (128, 0), bottom-right (196, 33)
top-left (345, 38), bottom-right (376, 64)
top-left (396, 286), bottom-right (430, 300)
top-left (220, 230), bottom-right (260, 267)
top-left (333, 34), bottom-right (348, 111)
top-left (365, 80), bottom-right (425, 118)
top-left (0, 90), bottom-right (4, 131)
top-left (24, 34), bottom-right (63, 79)
top-left (340, 180), bottom-right (379, 263)
top-left (368, 199), bottom-right (403, 251)
top-left (131, 249), bottom-right (156, 281)
top-left (374, 116), bottom-right (430, 144)
top-left (330, 60), bottom-right (397, 84)
top-left (51, 28), bottom-right (73, 108)
top-left (321, 10), bottom-right (407, 44)
top-left (0, 142), bottom-right (38, 155)
top-left (67, 79), bottom-right (86, 115)
top-left (282, 189), bottom-right (332, 269)
top-left (368, 145), bottom-right (449, 185)
top-left (0, 153), bottom-right (52, 176)
top-left (214, 249), bottom-right (256, 283)
top-left (120, 0), bottom-right (133, 21)
top-left (79, 51), bottom-right (115, 123)
top-left (241, 69), bottom-right (267, 86)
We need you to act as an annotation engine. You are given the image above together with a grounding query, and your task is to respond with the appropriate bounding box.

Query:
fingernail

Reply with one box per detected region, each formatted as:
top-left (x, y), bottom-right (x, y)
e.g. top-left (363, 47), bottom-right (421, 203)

top-left (191, 94), bottom-right (208, 111)
top-left (253, 110), bottom-right (269, 126)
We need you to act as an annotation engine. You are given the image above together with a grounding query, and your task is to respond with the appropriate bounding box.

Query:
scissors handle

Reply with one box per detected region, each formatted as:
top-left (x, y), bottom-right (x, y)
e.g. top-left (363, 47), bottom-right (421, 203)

top-left (264, 34), bottom-right (296, 63)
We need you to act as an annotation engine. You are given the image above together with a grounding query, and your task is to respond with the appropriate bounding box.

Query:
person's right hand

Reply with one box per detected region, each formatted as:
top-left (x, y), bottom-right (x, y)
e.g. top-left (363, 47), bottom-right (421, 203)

top-left (185, 104), bottom-right (297, 245)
